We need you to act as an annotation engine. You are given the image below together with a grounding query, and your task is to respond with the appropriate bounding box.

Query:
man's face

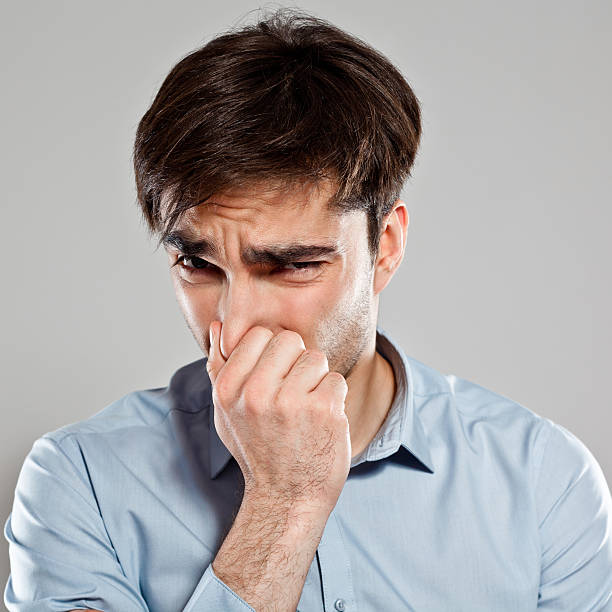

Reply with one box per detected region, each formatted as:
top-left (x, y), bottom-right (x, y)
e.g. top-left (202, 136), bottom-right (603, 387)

top-left (163, 180), bottom-right (379, 380)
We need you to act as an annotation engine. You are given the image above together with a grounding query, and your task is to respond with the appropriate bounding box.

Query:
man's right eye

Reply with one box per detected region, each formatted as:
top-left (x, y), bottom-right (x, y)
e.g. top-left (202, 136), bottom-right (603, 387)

top-left (174, 255), bottom-right (213, 271)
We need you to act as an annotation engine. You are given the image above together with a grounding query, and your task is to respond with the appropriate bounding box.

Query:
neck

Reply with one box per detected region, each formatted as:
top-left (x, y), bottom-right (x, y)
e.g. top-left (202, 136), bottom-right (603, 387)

top-left (343, 333), bottom-right (397, 459)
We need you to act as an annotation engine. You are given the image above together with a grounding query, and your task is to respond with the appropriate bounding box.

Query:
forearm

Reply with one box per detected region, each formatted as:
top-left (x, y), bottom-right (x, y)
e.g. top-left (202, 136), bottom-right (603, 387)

top-left (212, 495), bottom-right (329, 612)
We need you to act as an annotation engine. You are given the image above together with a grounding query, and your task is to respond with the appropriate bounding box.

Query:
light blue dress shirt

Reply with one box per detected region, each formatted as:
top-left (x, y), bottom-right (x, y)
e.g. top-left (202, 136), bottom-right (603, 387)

top-left (4, 326), bottom-right (612, 611)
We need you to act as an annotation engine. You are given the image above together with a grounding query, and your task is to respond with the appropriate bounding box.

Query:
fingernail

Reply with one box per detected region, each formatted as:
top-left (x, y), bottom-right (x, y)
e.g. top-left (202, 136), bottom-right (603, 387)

top-left (209, 322), bottom-right (214, 352)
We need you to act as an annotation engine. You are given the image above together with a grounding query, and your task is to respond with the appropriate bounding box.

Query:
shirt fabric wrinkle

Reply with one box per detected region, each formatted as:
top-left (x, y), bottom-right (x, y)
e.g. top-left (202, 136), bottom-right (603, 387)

top-left (4, 325), bottom-right (611, 611)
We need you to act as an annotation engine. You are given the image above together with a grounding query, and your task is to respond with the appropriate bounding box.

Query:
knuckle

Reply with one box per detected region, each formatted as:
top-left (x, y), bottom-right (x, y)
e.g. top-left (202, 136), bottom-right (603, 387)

top-left (243, 326), bottom-right (274, 347)
top-left (276, 329), bottom-right (304, 347)
top-left (327, 371), bottom-right (348, 388)
top-left (244, 401), bottom-right (263, 417)
top-left (303, 349), bottom-right (327, 365)
top-left (214, 372), bottom-right (232, 400)
top-left (272, 387), bottom-right (290, 413)
top-left (250, 325), bottom-right (274, 338)
top-left (242, 379), bottom-right (264, 407)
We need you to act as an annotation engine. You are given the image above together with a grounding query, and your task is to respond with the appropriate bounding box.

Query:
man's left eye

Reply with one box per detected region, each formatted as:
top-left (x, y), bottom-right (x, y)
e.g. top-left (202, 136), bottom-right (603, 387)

top-left (281, 262), bottom-right (323, 273)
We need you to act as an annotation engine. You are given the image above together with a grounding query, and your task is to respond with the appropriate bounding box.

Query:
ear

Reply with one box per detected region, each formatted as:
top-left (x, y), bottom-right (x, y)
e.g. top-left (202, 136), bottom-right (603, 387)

top-left (372, 199), bottom-right (409, 296)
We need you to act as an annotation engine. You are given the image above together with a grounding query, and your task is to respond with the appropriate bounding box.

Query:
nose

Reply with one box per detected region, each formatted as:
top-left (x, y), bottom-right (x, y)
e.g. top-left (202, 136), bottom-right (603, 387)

top-left (217, 274), bottom-right (278, 360)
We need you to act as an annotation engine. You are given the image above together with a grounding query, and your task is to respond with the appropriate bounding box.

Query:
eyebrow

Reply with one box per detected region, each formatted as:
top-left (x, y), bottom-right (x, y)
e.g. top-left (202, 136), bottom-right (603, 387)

top-left (162, 229), bottom-right (344, 266)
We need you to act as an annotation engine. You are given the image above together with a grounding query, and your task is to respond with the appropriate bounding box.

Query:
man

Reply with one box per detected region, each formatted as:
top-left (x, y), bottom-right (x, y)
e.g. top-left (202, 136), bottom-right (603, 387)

top-left (4, 8), bottom-right (611, 612)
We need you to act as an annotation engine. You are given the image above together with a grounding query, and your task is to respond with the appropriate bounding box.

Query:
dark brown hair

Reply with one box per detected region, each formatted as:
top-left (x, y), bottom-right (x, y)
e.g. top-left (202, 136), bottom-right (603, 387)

top-left (133, 8), bottom-right (422, 265)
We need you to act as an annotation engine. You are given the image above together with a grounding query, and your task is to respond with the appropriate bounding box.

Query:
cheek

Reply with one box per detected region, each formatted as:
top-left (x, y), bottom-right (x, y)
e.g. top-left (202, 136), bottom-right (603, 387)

top-left (279, 287), bottom-right (333, 324)
top-left (334, 263), bottom-right (366, 304)
top-left (172, 280), bottom-right (215, 324)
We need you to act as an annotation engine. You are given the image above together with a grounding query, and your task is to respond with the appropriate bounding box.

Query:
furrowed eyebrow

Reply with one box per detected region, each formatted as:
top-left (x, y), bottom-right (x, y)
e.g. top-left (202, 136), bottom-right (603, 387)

top-left (162, 229), bottom-right (343, 266)
top-left (162, 230), bottom-right (220, 260)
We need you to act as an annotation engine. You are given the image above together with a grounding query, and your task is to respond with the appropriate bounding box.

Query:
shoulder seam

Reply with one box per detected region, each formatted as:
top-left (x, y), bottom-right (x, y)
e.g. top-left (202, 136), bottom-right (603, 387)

top-left (533, 418), bottom-right (555, 497)
top-left (38, 435), bottom-right (101, 515)
top-left (413, 390), bottom-right (450, 398)
top-left (40, 433), bottom-right (127, 573)
top-left (43, 403), bottom-right (180, 444)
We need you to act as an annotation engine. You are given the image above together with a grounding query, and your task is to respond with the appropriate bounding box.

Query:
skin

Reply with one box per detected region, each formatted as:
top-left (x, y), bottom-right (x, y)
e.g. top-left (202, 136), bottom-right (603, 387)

top-left (163, 178), bottom-right (409, 458)
top-left (66, 180), bottom-right (408, 612)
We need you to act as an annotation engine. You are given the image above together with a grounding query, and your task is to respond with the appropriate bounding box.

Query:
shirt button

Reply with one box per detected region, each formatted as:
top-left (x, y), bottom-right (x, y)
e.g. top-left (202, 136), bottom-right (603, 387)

top-left (334, 599), bottom-right (346, 611)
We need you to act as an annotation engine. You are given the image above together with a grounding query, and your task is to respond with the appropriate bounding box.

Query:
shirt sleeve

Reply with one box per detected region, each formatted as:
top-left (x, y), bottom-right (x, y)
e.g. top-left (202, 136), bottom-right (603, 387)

top-left (535, 421), bottom-right (612, 611)
top-left (180, 564), bottom-right (255, 611)
top-left (3, 434), bottom-right (256, 612)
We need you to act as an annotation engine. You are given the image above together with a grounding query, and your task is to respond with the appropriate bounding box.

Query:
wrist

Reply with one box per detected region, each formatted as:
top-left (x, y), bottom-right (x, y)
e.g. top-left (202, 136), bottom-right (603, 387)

top-left (240, 490), bottom-right (331, 535)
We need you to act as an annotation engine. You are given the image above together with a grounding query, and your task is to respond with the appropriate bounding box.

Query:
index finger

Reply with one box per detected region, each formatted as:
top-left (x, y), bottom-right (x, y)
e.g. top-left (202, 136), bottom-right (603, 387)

top-left (205, 320), bottom-right (225, 384)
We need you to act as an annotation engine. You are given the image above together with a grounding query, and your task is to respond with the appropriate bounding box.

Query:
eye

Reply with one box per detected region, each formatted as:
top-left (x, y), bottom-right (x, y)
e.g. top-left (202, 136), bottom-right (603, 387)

top-left (173, 256), bottom-right (215, 273)
top-left (173, 256), bottom-right (323, 277)
top-left (280, 261), bottom-right (323, 274)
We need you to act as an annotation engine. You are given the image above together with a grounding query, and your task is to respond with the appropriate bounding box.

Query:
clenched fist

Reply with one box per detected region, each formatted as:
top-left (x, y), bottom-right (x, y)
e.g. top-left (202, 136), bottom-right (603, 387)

top-left (206, 321), bottom-right (352, 514)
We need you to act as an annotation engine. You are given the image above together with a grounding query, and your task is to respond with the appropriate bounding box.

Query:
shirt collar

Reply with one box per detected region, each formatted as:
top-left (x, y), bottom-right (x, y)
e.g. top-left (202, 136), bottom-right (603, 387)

top-left (208, 325), bottom-right (435, 479)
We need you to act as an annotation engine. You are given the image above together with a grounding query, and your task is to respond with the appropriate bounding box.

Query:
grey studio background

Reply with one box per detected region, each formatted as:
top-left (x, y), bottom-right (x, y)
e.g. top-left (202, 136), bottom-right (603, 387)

top-left (1, 0), bottom-right (611, 595)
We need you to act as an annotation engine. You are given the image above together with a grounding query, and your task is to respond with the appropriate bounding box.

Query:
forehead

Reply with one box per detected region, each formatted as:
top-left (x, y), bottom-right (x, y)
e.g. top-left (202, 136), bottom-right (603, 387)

top-left (174, 178), bottom-right (363, 238)
top-left (162, 180), bottom-right (367, 263)
top-left (186, 179), bottom-right (335, 223)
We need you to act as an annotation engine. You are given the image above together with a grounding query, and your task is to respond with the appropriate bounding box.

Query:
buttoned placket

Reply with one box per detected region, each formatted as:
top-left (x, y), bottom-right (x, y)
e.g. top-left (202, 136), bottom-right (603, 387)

top-left (297, 506), bottom-right (356, 612)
